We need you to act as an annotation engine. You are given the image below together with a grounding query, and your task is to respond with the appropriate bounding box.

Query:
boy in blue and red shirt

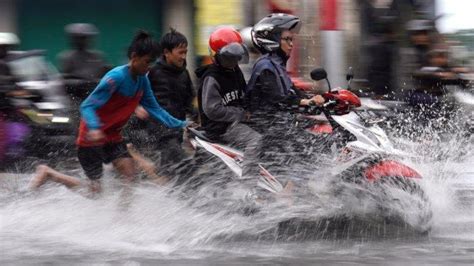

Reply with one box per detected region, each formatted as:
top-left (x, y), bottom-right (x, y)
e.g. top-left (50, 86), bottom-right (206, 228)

top-left (30, 30), bottom-right (187, 192)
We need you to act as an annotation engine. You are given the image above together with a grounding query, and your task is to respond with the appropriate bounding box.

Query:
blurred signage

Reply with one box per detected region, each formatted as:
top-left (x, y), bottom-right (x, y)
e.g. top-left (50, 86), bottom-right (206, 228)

top-left (195, 0), bottom-right (243, 55)
top-left (267, 0), bottom-right (297, 13)
top-left (320, 0), bottom-right (339, 31)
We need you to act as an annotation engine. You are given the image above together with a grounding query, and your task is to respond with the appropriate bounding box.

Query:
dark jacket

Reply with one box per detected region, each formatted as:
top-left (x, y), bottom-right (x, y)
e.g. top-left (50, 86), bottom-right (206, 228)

top-left (196, 63), bottom-right (246, 139)
top-left (148, 57), bottom-right (195, 120)
top-left (246, 52), bottom-right (305, 112)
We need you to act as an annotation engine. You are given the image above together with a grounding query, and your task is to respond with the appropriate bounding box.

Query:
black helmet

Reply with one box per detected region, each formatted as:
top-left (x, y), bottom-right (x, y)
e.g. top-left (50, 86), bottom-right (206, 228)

top-left (65, 23), bottom-right (99, 37)
top-left (251, 13), bottom-right (301, 53)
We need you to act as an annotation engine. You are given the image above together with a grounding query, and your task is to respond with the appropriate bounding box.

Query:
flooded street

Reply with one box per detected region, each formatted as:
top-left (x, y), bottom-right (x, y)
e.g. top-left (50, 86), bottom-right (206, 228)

top-left (1, 132), bottom-right (472, 265)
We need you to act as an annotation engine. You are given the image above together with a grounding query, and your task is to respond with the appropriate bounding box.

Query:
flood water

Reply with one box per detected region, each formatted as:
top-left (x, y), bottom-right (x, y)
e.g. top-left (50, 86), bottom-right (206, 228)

top-left (0, 125), bottom-right (473, 265)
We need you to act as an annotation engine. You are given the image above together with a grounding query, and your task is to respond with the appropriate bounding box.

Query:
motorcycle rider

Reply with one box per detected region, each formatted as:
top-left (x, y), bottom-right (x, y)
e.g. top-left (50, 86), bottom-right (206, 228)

top-left (412, 45), bottom-right (455, 97)
top-left (141, 28), bottom-right (196, 170)
top-left (31, 30), bottom-right (187, 192)
top-left (0, 32), bottom-right (19, 89)
top-left (195, 27), bottom-right (261, 179)
top-left (57, 23), bottom-right (110, 80)
top-left (245, 14), bottom-right (325, 173)
top-left (0, 33), bottom-right (21, 167)
top-left (246, 13), bottom-right (325, 130)
top-left (410, 45), bottom-right (465, 123)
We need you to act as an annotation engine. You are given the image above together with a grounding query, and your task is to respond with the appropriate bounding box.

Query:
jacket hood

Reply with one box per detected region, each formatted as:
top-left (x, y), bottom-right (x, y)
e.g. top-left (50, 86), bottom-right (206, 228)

top-left (195, 64), bottom-right (212, 79)
top-left (195, 63), bottom-right (236, 79)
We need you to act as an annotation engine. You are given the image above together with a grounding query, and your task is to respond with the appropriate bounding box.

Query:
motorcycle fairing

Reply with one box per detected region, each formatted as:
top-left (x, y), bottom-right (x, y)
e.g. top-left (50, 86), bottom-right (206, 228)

top-left (364, 160), bottom-right (421, 181)
top-left (193, 137), bottom-right (243, 177)
top-left (191, 137), bottom-right (284, 193)
top-left (323, 89), bottom-right (361, 115)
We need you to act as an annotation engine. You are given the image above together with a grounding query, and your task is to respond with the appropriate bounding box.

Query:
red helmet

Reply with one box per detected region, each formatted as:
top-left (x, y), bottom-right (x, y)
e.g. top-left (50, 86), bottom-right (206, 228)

top-left (209, 27), bottom-right (243, 53)
top-left (209, 27), bottom-right (248, 68)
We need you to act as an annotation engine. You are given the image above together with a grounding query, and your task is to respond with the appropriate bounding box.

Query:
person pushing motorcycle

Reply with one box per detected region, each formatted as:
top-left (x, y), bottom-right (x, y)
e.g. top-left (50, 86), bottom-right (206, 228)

top-left (29, 30), bottom-right (187, 192)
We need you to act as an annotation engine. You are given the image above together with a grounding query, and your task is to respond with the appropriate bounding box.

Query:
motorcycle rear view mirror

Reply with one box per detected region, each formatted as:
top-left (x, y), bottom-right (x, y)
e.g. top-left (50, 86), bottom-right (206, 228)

top-left (310, 68), bottom-right (331, 92)
top-left (310, 68), bottom-right (327, 81)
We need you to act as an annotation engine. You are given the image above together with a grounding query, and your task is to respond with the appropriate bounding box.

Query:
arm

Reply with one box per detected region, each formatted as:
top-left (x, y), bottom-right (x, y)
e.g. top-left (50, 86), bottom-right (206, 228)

top-left (202, 76), bottom-right (245, 122)
top-left (80, 74), bottom-right (119, 129)
top-left (140, 80), bottom-right (186, 128)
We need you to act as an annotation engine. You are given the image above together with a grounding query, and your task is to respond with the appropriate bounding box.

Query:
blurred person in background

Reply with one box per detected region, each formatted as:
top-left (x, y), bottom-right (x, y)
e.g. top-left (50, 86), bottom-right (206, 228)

top-left (58, 23), bottom-right (110, 80)
top-left (195, 27), bottom-right (261, 179)
top-left (399, 18), bottom-right (439, 94)
top-left (411, 45), bottom-right (453, 106)
top-left (136, 28), bottom-right (196, 172)
top-left (0, 32), bottom-right (18, 86)
top-left (246, 13), bottom-right (324, 132)
top-left (0, 32), bottom-right (26, 168)
top-left (30, 31), bottom-right (187, 193)
top-left (411, 44), bottom-right (471, 105)
top-left (363, 3), bottom-right (397, 99)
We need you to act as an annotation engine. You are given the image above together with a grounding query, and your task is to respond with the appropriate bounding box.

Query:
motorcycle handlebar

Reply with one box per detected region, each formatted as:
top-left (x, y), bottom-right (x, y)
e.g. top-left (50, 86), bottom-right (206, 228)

top-left (323, 100), bottom-right (337, 108)
top-left (306, 99), bottom-right (337, 115)
top-left (308, 99), bottom-right (336, 108)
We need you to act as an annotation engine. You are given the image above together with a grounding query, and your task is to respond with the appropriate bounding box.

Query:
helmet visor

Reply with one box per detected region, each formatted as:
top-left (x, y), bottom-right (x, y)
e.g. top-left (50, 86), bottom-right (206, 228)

top-left (286, 20), bottom-right (301, 34)
top-left (218, 42), bottom-right (249, 68)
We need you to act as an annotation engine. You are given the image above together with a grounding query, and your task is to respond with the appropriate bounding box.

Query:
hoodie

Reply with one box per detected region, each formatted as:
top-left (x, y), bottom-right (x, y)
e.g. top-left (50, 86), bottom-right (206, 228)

top-left (195, 63), bottom-right (246, 139)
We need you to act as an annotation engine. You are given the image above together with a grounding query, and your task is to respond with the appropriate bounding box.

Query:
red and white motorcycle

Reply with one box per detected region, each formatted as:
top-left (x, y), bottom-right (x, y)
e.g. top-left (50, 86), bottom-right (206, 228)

top-left (187, 68), bottom-right (432, 233)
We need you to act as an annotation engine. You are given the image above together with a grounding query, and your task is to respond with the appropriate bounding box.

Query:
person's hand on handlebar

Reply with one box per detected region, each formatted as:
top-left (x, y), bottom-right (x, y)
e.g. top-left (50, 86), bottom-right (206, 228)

top-left (187, 120), bottom-right (199, 128)
top-left (311, 95), bottom-right (325, 106)
top-left (300, 95), bottom-right (325, 106)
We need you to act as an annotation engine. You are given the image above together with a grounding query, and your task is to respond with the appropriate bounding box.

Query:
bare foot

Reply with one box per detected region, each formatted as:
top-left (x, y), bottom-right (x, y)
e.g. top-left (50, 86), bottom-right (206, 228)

top-left (28, 164), bottom-right (50, 189)
top-left (28, 164), bottom-right (81, 190)
top-left (88, 180), bottom-right (102, 193)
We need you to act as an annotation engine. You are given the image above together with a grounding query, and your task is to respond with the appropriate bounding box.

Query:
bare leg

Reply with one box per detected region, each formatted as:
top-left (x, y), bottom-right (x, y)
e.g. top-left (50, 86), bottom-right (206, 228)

top-left (112, 157), bottom-right (138, 210)
top-left (126, 143), bottom-right (168, 185)
top-left (29, 164), bottom-right (82, 190)
top-left (280, 180), bottom-right (294, 196)
top-left (278, 180), bottom-right (294, 206)
top-left (112, 157), bottom-right (137, 183)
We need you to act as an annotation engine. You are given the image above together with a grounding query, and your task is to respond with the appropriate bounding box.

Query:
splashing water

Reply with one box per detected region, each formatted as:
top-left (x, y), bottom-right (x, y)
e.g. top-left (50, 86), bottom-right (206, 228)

top-left (0, 115), bottom-right (473, 264)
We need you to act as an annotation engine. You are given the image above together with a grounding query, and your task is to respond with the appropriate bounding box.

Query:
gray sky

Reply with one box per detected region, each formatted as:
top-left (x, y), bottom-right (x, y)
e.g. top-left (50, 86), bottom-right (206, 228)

top-left (437, 0), bottom-right (474, 33)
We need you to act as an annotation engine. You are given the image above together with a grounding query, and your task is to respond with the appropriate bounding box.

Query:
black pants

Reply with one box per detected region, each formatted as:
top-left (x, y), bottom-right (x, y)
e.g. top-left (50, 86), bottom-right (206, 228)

top-left (77, 141), bottom-right (131, 180)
